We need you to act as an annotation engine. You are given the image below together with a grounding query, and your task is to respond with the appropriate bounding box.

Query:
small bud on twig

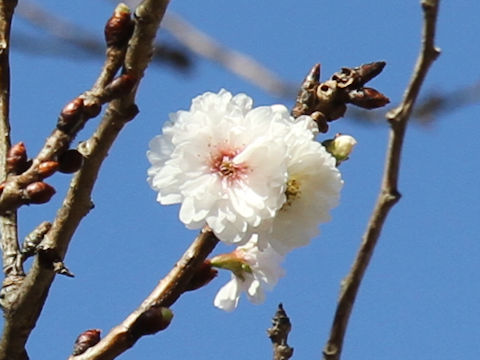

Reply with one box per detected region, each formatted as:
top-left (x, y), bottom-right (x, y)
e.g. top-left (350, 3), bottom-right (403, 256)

top-left (7, 142), bottom-right (28, 174)
top-left (72, 329), bottom-right (101, 356)
top-left (58, 149), bottom-right (84, 174)
top-left (348, 87), bottom-right (390, 109)
top-left (185, 260), bottom-right (218, 291)
top-left (129, 307), bottom-right (173, 338)
top-left (105, 3), bottom-right (134, 48)
top-left (104, 74), bottom-right (137, 99)
top-left (57, 98), bottom-right (84, 134)
top-left (37, 161), bottom-right (59, 179)
top-left (25, 182), bottom-right (56, 204)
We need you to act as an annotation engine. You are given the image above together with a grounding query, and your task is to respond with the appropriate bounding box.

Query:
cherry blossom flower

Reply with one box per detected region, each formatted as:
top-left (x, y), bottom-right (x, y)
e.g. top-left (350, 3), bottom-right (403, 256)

top-left (147, 89), bottom-right (303, 244)
top-left (211, 237), bottom-right (285, 312)
top-left (254, 118), bottom-right (344, 255)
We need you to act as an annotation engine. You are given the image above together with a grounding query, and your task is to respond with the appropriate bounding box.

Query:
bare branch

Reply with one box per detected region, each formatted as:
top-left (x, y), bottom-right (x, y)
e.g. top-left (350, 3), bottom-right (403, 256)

top-left (68, 227), bottom-right (218, 360)
top-left (0, 0), bottom-right (25, 333)
top-left (322, 1), bottom-right (441, 360)
top-left (0, 3), bottom-right (138, 358)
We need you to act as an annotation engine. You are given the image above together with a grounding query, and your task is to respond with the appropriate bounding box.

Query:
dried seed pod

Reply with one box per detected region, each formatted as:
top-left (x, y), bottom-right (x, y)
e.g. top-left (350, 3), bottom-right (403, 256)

top-left (72, 329), bottom-right (101, 356)
top-left (38, 161), bottom-right (59, 179)
top-left (57, 98), bottom-right (84, 133)
top-left (7, 142), bottom-right (28, 174)
top-left (105, 3), bottom-right (134, 48)
top-left (185, 260), bottom-right (218, 291)
top-left (25, 182), bottom-right (56, 204)
top-left (130, 307), bottom-right (173, 338)
top-left (332, 61), bottom-right (386, 89)
top-left (58, 149), bottom-right (84, 174)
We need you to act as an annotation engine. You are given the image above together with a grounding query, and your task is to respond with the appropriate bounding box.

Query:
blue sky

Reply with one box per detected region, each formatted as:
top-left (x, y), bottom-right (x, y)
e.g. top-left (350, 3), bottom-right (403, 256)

top-left (4, 0), bottom-right (480, 359)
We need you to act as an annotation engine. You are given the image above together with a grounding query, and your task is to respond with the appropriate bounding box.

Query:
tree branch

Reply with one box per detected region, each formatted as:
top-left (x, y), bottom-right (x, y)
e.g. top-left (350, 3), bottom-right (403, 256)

top-left (0, 1), bottom-right (160, 357)
top-left (322, 1), bottom-right (441, 360)
top-left (68, 227), bottom-right (218, 360)
top-left (0, 0), bottom-right (25, 350)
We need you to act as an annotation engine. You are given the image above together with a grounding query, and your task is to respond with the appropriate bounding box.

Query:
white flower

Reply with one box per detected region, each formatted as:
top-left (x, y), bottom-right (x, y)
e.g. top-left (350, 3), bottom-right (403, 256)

top-left (255, 117), bottom-right (344, 255)
top-left (212, 237), bottom-right (285, 312)
top-left (147, 89), bottom-right (298, 244)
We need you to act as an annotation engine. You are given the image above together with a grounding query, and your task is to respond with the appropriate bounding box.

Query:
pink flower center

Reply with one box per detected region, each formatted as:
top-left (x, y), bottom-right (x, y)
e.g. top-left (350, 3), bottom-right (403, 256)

top-left (210, 148), bottom-right (249, 184)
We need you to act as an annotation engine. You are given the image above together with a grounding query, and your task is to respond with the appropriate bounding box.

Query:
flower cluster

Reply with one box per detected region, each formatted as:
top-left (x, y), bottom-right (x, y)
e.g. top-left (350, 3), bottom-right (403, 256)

top-left (147, 89), bottom-right (348, 311)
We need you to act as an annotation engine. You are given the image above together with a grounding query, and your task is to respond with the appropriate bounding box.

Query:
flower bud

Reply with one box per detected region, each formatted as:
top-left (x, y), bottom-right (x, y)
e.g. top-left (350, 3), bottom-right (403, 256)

top-left (58, 149), bottom-right (84, 174)
top-left (185, 260), bottom-right (218, 291)
top-left (38, 161), bottom-right (59, 179)
top-left (57, 98), bottom-right (84, 133)
top-left (25, 182), bottom-right (56, 204)
top-left (72, 329), bottom-right (101, 356)
top-left (130, 307), bottom-right (173, 338)
top-left (323, 134), bottom-right (357, 164)
top-left (105, 3), bottom-right (134, 48)
top-left (7, 142), bottom-right (28, 174)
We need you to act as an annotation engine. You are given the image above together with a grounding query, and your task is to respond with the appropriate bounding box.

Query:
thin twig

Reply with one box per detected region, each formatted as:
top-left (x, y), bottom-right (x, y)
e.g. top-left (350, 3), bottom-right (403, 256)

top-left (322, 1), bottom-right (441, 360)
top-left (69, 227), bottom-right (218, 360)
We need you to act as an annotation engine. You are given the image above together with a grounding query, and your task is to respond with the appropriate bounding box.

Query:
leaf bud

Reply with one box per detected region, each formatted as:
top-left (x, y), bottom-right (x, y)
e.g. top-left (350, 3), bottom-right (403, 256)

top-left (58, 149), bottom-right (84, 174)
top-left (7, 142), bottom-right (28, 174)
top-left (38, 161), bottom-right (59, 179)
top-left (57, 98), bottom-right (84, 133)
top-left (106, 74), bottom-right (137, 98)
top-left (83, 98), bottom-right (102, 118)
top-left (25, 182), bottom-right (56, 204)
top-left (105, 3), bottom-right (134, 48)
top-left (130, 307), bottom-right (173, 338)
top-left (348, 87), bottom-right (390, 109)
top-left (72, 329), bottom-right (101, 356)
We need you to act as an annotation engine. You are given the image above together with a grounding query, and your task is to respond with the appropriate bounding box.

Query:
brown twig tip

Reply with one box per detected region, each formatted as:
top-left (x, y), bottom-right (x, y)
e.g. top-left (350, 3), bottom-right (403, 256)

top-left (105, 3), bottom-right (134, 48)
top-left (185, 260), bottom-right (218, 291)
top-left (267, 304), bottom-right (294, 360)
top-left (7, 142), bottom-right (28, 175)
top-left (24, 182), bottom-right (55, 204)
top-left (129, 307), bottom-right (174, 338)
top-left (292, 61), bottom-right (389, 133)
top-left (72, 329), bottom-right (101, 356)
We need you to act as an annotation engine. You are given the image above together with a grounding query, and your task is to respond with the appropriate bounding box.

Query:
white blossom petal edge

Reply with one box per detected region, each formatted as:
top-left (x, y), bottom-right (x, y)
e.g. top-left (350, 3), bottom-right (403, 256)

top-left (256, 117), bottom-right (344, 255)
top-left (213, 238), bottom-right (285, 312)
top-left (147, 89), bottom-right (296, 244)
